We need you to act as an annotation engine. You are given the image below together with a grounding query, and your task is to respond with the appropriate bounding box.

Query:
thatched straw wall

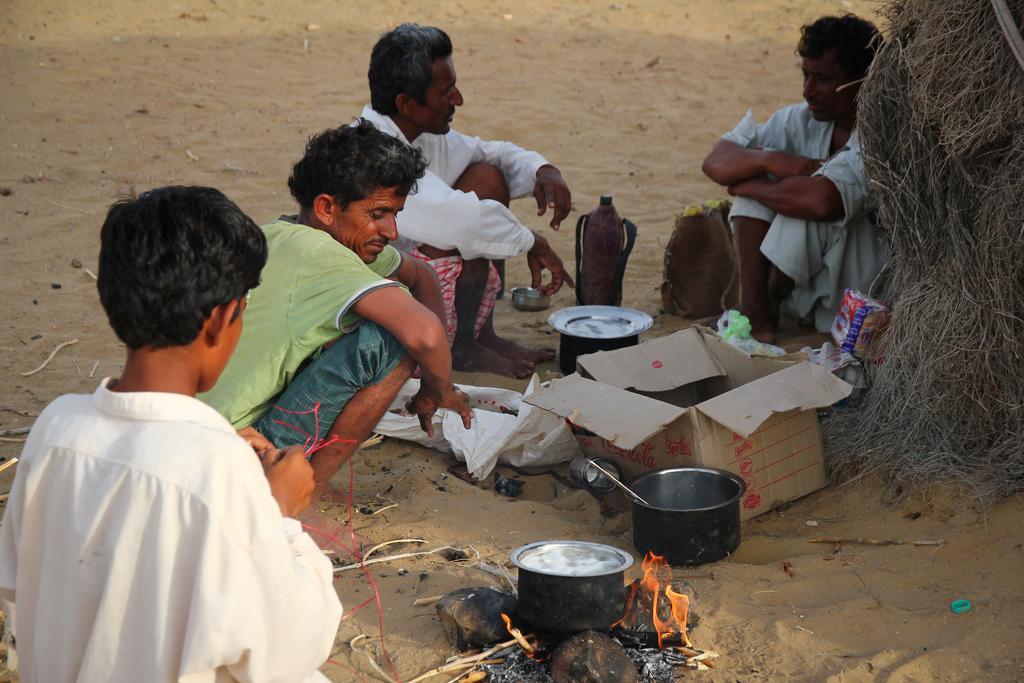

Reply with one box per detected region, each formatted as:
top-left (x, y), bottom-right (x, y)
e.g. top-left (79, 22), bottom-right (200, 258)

top-left (825, 0), bottom-right (1024, 501)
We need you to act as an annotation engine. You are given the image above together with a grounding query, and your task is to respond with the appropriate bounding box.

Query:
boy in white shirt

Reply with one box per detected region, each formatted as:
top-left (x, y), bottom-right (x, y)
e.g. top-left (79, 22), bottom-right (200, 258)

top-left (0, 186), bottom-right (342, 682)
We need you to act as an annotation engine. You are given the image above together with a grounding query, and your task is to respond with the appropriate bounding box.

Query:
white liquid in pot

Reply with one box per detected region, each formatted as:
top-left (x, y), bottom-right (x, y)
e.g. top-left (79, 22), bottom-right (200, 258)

top-left (516, 543), bottom-right (626, 577)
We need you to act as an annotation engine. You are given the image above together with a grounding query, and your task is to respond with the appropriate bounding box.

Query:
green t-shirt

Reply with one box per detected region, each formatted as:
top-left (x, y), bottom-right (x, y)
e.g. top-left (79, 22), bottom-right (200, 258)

top-left (200, 219), bottom-right (404, 428)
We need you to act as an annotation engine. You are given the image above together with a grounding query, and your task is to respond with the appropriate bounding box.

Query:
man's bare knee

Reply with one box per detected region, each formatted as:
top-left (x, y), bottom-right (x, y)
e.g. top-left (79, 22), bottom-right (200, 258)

top-left (454, 162), bottom-right (510, 205)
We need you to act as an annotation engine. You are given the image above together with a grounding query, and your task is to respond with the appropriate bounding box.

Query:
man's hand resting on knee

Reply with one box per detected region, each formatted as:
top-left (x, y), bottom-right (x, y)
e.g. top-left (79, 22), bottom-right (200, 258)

top-left (533, 165), bottom-right (572, 230)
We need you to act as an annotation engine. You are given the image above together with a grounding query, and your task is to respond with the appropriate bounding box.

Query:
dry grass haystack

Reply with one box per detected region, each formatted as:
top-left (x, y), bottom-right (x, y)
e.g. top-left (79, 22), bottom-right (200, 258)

top-left (826, 0), bottom-right (1024, 501)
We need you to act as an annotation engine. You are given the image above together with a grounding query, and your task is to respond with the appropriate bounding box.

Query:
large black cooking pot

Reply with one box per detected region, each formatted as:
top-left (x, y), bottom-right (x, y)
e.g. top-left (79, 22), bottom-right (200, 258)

top-left (510, 540), bottom-right (633, 633)
top-left (630, 467), bottom-right (746, 566)
top-left (548, 305), bottom-right (654, 375)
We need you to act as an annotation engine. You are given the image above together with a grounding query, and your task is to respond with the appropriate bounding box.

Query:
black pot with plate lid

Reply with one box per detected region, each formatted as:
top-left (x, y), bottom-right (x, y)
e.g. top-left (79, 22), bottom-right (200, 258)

top-left (548, 305), bottom-right (653, 374)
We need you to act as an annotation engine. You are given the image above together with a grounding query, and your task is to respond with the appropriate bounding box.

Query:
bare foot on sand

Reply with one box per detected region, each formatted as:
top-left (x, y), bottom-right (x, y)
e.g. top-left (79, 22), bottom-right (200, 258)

top-left (478, 328), bottom-right (555, 364)
top-left (454, 342), bottom-right (535, 378)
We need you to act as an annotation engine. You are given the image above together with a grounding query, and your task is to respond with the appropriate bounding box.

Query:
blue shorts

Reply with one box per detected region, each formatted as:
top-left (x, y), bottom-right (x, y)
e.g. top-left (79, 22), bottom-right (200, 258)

top-left (255, 321), bottom-right (406, 449)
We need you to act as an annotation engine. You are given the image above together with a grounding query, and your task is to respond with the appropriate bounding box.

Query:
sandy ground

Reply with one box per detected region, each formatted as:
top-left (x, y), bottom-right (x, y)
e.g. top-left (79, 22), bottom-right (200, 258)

top-left (2, 0), bottom-right (1023, 680)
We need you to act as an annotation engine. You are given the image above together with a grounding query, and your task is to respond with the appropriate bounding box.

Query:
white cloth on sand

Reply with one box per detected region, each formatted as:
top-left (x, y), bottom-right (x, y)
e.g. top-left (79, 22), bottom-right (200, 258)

top-left (722, 102), bottom-right (887, 331)
top-left (359, 105), bottom-right (547, 260)
top-left (0, 380), bottom-right (341, 683)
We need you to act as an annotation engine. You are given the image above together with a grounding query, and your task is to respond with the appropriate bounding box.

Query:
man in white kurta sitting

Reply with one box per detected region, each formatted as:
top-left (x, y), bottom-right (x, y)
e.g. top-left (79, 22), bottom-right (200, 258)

top-left (360, 23), bottom-right (573, 378)
top-left (702, 14), bottom-right (886, 343)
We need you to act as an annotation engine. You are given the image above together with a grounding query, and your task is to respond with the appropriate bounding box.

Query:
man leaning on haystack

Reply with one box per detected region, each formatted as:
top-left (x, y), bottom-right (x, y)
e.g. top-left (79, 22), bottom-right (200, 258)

top-left (702, 15), bottom-right (887, 343)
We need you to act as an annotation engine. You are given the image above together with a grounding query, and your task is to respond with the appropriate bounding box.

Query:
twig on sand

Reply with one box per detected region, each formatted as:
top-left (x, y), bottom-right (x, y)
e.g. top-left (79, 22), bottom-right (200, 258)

top-left (0, 438), bottom-right (26, 444)
top-left (0, 428), bottom-right (30, 437)
top-left (0, 407), bottom-right (37, 418)
top-left (83, 268), bottom-right (98, 280)
top-left (360, 433), bottom-right (384, 449)
top-left (334, 545), bottom-right (463, 574)
top-left (0, 459), bottom-right (18, 476)
top-left (89, 361), bottom-right (100, 378)
top-left (363, 538), bottom-right (426, 562)
top-left (407, 640), bottom-right (518, 683)
top-left (21, 339), bottom-right (78, 377)
top-left (413, 595), bottom-right (443, 607)
top-left (808, 537), bottom-right (945, 547)
top-left (349, 634), bottom-right (396, 683)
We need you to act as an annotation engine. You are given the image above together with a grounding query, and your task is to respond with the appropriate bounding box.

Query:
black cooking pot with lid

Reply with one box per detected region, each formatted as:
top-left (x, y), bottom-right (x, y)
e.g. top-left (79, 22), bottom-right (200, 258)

top-left (511, 540), bottom-right (633, 633)
top-left (630, 467), bottom-right (746, 566)
top-left (548, 305), bottom-right (654, 375)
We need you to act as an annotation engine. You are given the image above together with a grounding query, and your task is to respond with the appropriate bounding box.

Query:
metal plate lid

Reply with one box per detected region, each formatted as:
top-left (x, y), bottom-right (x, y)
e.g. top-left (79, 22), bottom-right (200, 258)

top-left (547, 305), bottom-right (654, 340)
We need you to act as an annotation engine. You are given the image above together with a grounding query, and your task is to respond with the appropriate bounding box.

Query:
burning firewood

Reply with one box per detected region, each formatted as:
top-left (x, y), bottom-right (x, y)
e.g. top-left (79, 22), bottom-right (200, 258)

top-left (499, 613), bottom-right (534, 655)
top-left (613, 552), bottom-right (692, 648)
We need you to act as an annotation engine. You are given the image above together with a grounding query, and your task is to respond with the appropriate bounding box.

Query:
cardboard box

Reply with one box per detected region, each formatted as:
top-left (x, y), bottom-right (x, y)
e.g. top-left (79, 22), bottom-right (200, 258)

top-left (525, 327), bottom-right (852, 519)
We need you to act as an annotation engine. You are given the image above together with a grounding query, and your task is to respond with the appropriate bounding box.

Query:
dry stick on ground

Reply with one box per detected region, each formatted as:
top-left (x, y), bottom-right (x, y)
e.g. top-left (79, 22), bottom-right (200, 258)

top-left (89, 361), bottom-right (99, 378)
top-left (407, 640), bottom-right (519, 683)
top-left (349, 634), bottom-right (395, 683)
top-left (0, 460), bottom-right (18, 476)
top-left (333, 545), bottom-right (463, 574)
top-left (808, 537), bottom-right (946, 546)
top-left (0, 438), bottom-right (26, 444)
top-left (0, 429), bottom-right (30, 437)
top-left (21, 340), bottom-right (79, 377)
top-left (0, 407), bottom-right (37, 418)
top-left (412, 595), bottom-right (444, 607)
top-left (361, 538), bottom-right (425, 562)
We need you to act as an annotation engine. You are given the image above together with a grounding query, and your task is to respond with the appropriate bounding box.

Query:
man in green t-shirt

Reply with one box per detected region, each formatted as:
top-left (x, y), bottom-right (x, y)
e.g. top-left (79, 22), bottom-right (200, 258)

top-left (201, 122), bottom-right (472, 488)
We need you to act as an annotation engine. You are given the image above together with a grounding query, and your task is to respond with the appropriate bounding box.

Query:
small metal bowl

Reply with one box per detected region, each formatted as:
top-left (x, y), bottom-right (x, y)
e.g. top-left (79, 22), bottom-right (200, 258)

top-left (511, 286), bottom-right (550, 312)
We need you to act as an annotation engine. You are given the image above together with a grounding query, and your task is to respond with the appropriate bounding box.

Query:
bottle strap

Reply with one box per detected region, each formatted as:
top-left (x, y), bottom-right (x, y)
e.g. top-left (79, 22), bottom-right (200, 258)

top-left (575, 213), bottom-right (588, 306)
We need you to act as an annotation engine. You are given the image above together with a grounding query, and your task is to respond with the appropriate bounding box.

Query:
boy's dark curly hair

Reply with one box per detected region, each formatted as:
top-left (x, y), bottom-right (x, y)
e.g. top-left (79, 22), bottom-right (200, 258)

top-left (98, 186), bottom-right (266, 349)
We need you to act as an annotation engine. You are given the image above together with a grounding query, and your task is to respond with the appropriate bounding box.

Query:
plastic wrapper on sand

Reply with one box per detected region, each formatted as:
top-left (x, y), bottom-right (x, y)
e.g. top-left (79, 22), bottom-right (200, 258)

top-left (374, 375), bottom-right (581, 479)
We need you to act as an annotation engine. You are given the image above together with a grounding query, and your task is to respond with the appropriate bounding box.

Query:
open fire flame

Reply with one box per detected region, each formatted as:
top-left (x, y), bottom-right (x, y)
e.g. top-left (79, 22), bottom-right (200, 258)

top-left (501, 612), bottom-right (537, 658)
top-left (613, 551), bottom-right (691, 648)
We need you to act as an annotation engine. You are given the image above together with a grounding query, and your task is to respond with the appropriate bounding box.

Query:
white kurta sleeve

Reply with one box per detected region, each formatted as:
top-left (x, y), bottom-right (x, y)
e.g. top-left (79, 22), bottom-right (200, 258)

top-left (179, 500), bottom-right (342, 682)
top-left (818, 144), bottom-right (867, 227)
top-left (721, 105), bottom-right (807, 153)
top-left (398, 169), bottom-right (536, 260)
top-left (460, 133), bottom-right (549, 199)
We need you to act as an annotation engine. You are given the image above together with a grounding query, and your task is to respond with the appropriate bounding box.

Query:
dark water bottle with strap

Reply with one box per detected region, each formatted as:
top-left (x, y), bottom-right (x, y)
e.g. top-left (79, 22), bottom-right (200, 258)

top-left (575, 195), bottom-right (637, 306)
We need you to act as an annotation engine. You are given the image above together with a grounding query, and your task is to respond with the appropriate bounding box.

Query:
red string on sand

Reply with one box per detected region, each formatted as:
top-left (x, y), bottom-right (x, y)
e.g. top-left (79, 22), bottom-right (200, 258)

top-left (274, 401), bottom-right (401, 682)
top-left (300, 458), bottom-right (402, 682)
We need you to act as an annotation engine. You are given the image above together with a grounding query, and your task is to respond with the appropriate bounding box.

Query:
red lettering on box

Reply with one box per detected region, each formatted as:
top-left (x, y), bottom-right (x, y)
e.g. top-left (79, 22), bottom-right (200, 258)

top-left (600, 439), bottom-right (656, 469)
top-left (739, 458), bottom-right (753, 475)
top-left (734, 440), bottom-right (753, 458)
top-left (664, 436), bottom-right (691, 458)
top-left (742, 492), bottom-right (762, 509)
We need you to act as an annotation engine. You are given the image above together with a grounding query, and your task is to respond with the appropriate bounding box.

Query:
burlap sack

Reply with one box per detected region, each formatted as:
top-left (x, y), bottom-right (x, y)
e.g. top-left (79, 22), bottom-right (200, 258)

top-left (661, 199), bottom-right (739, 319)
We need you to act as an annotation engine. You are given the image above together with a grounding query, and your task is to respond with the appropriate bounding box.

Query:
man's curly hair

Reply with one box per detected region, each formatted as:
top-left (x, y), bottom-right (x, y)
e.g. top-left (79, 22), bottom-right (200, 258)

top-left (288, 120), bottom-right (427, 210)
top-left (798, 14), bottom-right (880, 80)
